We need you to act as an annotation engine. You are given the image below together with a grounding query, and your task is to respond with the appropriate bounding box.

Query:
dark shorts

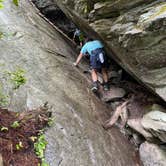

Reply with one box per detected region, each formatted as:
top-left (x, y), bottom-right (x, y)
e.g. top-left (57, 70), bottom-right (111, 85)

top-left (90, 48), bottom-right (108, 70)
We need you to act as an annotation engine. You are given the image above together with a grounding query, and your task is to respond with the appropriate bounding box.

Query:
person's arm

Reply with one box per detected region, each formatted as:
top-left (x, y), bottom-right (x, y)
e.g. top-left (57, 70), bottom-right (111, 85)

top-left (73, 31), bottom-right (77, 40)
top-left (73, 33), bottom-right (76, 40)
top-left (73, 44), bottom-right (86, 66)
top-left (73, 53), bottom-right (83, 66)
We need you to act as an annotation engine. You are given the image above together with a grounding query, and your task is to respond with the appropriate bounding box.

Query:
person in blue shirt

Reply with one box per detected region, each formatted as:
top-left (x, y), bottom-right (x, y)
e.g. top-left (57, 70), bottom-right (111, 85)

top-left (73, 38), bottom-right (109, 91)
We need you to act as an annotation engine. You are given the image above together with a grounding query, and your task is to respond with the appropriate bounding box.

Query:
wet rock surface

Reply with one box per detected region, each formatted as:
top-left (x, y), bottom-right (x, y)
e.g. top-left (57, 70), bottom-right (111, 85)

top-left (0, 0), bottom-right (138, 165)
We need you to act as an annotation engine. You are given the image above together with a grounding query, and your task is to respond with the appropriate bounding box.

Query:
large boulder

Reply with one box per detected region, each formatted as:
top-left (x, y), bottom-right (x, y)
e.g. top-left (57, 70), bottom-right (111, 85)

top-left (141, 105), bottom-right (166, 143)
top-left (139, 141), bottom-right (166, 166)
top-left (127, 119), bottom-right (153, 141)
top-left (54, 0), bottom-right (166, 101)
top-left (0, 0), bottom-right (137, 165)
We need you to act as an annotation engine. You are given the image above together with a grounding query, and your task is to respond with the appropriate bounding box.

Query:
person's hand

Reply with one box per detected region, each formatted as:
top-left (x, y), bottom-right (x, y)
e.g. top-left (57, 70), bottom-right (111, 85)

top-left (73, 62), bottom-right (78, 67)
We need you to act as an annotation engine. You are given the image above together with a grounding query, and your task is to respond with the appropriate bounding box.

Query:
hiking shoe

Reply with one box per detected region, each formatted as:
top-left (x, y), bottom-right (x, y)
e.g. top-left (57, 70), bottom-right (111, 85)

top-left (91, 82), bottom-right (98, 92)
top-left (103, 83), bottom-right (109, 91)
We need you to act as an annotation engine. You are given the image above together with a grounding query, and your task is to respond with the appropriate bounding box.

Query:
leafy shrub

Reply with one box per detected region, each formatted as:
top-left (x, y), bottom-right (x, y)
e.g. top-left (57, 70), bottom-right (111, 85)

top-left (34, 134), bottom-right (49, 166)
top-left (7, 68), bottom-right (26, 90)
top-left (0, 0), bottom-right (4, 9)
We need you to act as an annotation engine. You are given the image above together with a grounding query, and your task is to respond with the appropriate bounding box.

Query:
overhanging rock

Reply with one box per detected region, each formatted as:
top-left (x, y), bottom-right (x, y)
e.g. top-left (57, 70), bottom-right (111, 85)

top-left (54, 0), bottom-right (166, 102)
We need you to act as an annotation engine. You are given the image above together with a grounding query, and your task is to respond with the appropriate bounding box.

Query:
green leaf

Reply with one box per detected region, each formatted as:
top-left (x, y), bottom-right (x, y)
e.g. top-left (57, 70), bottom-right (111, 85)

top-left (16, 144), bottom-right (20, 150)
top-left (19, 141), bottom-right (23, 147)
top-left (11, 121), bottom-right (20, 128)
top-left (0, 92), bottom-right (8, 107)
top-left (16, 112), bottom-right (20, 117)
top-left (48, 117), bottom-right (54, 126)
top-left (30, 136), bottom-right (37, 142)
top-left (7, 68), bottom-right (26, 90)
top-left (1, 126), bottom-right (8, 131)
top-left (13, 0), bottom-right (19, 6)
top-left (16, 141), bottom-right (23, 150)
top-left (41, 161), bottom-right (49, 166)
top-left (34, 134), bottom-right (48, 164)
top-left (0, 3), bottom-right (4, 9)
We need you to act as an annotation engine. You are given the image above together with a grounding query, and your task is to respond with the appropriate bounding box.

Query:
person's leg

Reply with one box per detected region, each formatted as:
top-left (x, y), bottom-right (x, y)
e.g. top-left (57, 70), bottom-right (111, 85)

top-left (91, 69), bottom-right (98, 91)
top-left (92, 69), bottom-right (98, 82)
top-left (101, 68), bottom-right (108, 83)
top-left (101, 68), bottom-right (109, 91)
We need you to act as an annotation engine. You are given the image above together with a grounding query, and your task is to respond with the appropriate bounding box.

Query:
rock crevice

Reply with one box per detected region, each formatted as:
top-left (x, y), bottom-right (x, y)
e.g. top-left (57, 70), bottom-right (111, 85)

top-left (53, 0), bottom-right (166, 102)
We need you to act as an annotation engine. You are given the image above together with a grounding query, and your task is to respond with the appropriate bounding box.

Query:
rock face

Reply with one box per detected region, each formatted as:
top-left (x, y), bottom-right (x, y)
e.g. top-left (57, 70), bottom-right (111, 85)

top-left (139, 142), bottom-right (166, 166)
top-left (141, 109), bottom-right (166, 143)
top-left (54, 0), bottom-right (166, 102)
top-left (127, 119), bottom-right (153, 141)
top-left (32, 0), bottom-right (76, 36)
top-left (0, 0), bottom-right (137, 166)
top-left (101, 86), bottom-right (126, 102)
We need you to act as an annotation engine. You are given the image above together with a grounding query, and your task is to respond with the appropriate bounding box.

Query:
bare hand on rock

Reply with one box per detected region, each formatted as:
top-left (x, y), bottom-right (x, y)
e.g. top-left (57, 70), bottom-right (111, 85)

top-left (73, 62), bottom-right (78, 67)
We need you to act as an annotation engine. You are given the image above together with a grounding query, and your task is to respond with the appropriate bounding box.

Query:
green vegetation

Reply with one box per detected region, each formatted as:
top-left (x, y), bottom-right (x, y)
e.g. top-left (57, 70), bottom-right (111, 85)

top-left (0, 67), bottom-right (26, 107)
top-left (30, 136), bottom-right (37, 142)
top-left (0, 0), bottom-right (19, 9)
top-left (150, 4), bottom-right (166, 19)
top-left (48, 117), bottom-right (54, 127)
top-left (34, 134), bottom-right (49, 166)
top-left (13, 0), bottom-right (19, 6)
top-left (7, 68), bottom-right (26, 90)
top-left (0, 84), bottom-right (9, 107)
top-left (0, 31), bottom-right (18, 39)
top-left (16, 141), bottom-right (23, 150)
top-left (0, 0), bottom-right (4, 9)
top-left (141, 4), bottom-right (166, 23)
top-left (0, 32), bottom-right (3, 39)
top-left (11, 121), bottom-right (20, 128)
top-left (0, 91), bottom-right (8, 106)
top-left (83, 4), bottom-right (88, 14)
top-left (0, 126), bottom-right (8, 131)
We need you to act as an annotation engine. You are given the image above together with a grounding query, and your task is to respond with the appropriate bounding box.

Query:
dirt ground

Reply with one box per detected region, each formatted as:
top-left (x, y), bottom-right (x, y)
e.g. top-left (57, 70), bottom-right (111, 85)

top-left (0, 107), bottom-right (51, 166)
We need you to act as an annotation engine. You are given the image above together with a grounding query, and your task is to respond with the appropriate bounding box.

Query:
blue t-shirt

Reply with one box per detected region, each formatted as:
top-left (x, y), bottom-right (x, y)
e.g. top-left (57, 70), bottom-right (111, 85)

top-left (81, 40), bottom-right (104, 56)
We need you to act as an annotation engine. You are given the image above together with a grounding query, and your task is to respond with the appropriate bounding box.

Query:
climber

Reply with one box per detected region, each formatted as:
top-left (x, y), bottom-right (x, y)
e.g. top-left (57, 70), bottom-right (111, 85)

top-left (73, 38), bottom-right (109, 92)
top-left (73, 28), bottom-right (84, 47)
